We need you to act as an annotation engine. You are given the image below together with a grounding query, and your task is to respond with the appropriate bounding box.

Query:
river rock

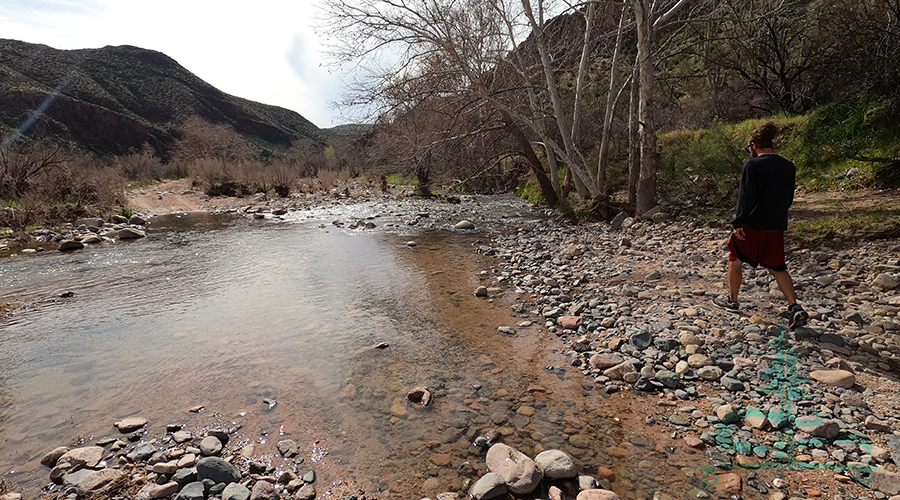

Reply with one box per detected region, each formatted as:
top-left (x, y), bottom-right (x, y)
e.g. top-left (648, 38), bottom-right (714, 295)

top-left (697, 366), bottom-right (723, 381)
top-left (795, 417), bottom-right (841, 438)
top-left (809, 370), bottom-right (855, 389)
top-left (576, 490), bottom-right (621, 500)
top-left (655, 369), bottom-right (680, 388)
top-left (485, 443), bottom-right (542, 494)
top-left (474, 286), bottom-right (488, 297)
top-left (41, 446), bottom-right (70, 468)
top-left (173, 467), bottom-right (198, 486)
top-left (197, 456), bottom-right (241, 485)
top-left (277, 439), bottom-right (299, 457)
top-left (173, 430), bottom-right (192, 443)
top-left (455, 220), bottom-right (475, 229)
top-left (470, 473), bottom-right (507, 500)
top-left (117, 227), bottom-right (146, 239)
top-left (75, 469), bottom-right (126, 498)
top-left (176, 481), bottom-right (206, 500)
top-left (603, 361), bottom-right (637, 381)
top-left (150, 482), bottom-right (180, 499)
top-left (629, 330), bottom-right (653, 350)
top-left (716, 473), bottom-right (743, 496)
top-left (293, 484), bottom-right (316, 500)
top-left (534, 450), bottom-right (577, 479)
top-left (128, 215), bottom-right (147, 225)
top-left (687, 354), bottom-right (711, 368)
top-left (865, 416), bottom-right (892, 433)
top-left (58, 446), bottom-right (105, 469)
top-left (127, 442), bottom-right (157, 462)
top-left (57, 240), bottom-right (84, 251)
top-left (250, 480), bottom-right (279, 500)
top-left (200, 435), bottom-right (224, 456)
top-left (590, 353), bottom-right (623, 370)
top-left (716, 404), bottom-right (740, 425)
top-left (115, 416), bottom-right (148, 433)
top-left (871, 469), bottom-right (900, 495)
top-left (559, 316), bottom-right (583, 329)
top-left (873, 273), bottom-right (900, 290)
top-left (223, 483), bottom-right (252, 500)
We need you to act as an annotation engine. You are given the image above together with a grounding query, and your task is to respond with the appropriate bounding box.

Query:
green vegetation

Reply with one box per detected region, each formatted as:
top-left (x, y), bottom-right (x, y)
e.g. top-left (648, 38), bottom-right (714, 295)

top-left (385, 173), bottom-right (418, 185)
top-left (795, 210), bottom-right (900, 238)
top-left (659, 99), bottom-right (900, 209)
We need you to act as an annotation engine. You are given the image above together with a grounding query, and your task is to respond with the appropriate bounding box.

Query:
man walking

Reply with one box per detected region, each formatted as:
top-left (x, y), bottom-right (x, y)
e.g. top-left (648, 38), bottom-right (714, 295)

top-left (713, 122), bottom-right (809, 328)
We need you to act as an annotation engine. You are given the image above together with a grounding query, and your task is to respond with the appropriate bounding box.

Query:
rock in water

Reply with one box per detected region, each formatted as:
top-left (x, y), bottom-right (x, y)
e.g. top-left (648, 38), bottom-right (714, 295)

top-left (57, 240), bottom-right (84, 252)
top-left (455, 220), bottom-right (475, 229)
top-left (534, 450), bottom-right (577, 479)
top-left (196, 457), bottom-right (241, 485)
top-left (117, 227), bottom-right (146, 239)
top-left (469, 473), bottom-right (507, 500)
top-left (115, 416), bottom-right (148, 433)
top-left (485, 443), bottom-right (542, 494)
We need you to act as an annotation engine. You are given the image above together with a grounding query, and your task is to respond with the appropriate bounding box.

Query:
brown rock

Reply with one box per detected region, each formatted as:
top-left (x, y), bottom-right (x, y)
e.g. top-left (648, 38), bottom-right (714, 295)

top-left (58, 446), bottom-right (105, 469)
top-left (114, 416), bottom-right (148, 433)
top-left (596, 467), bottom-right (615, 480)
top-left (549, 486), bottom-right (565, 500)
top-left (151, 462), bottom-right (177, 474)
top-left (485, 443), bottom-right (542, 494)
top-left (603, 361), bottom-right (637, 381)
top-left (559, 316), bottom-right (583, 329)
top-left (76, 469), bottom-right (127, 498)
top-left (294, 484), bottom-right (317, 500)
top-left (40, 446), bottom-right (70, 468)
top-left (679, 332), bottom-right (701, 345)
top-left (871, 469), bottom-right (900, 495)
top-left (824, 357), bottom-right (854, 372)
top-left (589, 353), bottom-right (624, 370)
top-left (683, 436), bottom-right (705, 449)
top-left (430, 454), bottom-right (452, 466)
top-left (251, 480), bottom-right (279, 500)
top-left (715, 473), bottom-right (742, 496)
top-left (865, 416), bottom-right (892, 433)
top-left (575, 490), bottom-right (621, 500)
top-left (687, 354), bottom-right (711, 368)
top-left (150, 482), bottom-right (180, 499)
top-left (809, 370), bottom-right (855, 389)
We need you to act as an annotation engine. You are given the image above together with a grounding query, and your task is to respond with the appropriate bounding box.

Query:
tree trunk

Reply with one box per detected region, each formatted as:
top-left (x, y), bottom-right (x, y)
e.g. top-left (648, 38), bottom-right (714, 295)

top-left (627, 62), bottom-right (639, 207)
top-left (506, 119), bottom-right (558, 208)
top-left (634, 0), bottom-right (658, 217)
top-left (596, 3), bottom-right (629, 196)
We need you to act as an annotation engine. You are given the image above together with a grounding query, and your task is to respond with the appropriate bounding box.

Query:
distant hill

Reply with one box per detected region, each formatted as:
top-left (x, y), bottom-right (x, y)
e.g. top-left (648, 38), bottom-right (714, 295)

top-left (322, 123), bottom-right (372, 139)
top-left (0, 39), bottom-right (326, 157)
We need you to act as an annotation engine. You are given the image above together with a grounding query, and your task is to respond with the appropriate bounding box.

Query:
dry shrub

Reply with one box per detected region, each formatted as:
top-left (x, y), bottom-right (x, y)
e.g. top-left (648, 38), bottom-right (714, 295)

top-left (266, 161), bottom-right (298, 197)
top-left (115, 145), bottom-right (161, 181)
top-left (317, 169), bottom-right (339, 192)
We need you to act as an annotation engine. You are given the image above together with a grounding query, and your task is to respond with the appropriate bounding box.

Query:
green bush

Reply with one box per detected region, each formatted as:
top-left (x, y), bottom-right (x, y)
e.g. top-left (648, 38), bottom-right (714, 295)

top-left (658, 119), bottom-right (745, 206)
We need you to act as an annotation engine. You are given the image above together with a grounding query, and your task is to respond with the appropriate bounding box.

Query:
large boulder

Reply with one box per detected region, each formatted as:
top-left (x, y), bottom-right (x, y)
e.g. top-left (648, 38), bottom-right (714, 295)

top-left (196, 457), bottom-right (241, 485)
top-left (485, 443), bottom-right (542, 494)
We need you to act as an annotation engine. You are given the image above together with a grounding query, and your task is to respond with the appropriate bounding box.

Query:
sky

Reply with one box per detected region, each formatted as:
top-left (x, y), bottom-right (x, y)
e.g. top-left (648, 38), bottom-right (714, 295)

top-left (0, 0), bottom-right (355, 128)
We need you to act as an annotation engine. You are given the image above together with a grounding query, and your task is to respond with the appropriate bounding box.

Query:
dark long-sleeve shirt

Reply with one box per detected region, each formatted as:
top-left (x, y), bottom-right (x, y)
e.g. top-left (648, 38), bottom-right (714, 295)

top-left (732, 154), bottom-right (796, 230)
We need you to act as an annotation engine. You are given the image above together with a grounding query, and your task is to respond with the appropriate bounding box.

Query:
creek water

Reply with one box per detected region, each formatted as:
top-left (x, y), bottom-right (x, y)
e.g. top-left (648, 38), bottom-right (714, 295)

top-left (0, 202), bottom-right (702, 499)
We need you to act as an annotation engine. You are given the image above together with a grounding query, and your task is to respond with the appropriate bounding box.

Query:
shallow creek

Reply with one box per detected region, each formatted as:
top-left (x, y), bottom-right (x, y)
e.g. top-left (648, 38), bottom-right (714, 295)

top-left (0, 202), bottom-right (706, 499)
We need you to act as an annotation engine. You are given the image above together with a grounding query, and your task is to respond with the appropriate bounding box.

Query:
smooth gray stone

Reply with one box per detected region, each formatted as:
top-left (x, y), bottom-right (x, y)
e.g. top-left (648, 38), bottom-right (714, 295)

top-left (197, 457), bottom-right (241, 485)
top-left (175, 481), bottom-right (205, 500)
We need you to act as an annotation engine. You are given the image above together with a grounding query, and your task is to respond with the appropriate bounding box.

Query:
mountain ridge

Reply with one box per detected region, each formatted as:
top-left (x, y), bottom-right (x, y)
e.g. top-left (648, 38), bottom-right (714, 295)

top-left (0, 39), bottom-right (327, 157)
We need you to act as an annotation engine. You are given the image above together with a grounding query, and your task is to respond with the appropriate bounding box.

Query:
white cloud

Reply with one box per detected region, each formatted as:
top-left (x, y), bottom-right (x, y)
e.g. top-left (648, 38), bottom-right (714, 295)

top-left (0, 0), bottom-right (352, 127)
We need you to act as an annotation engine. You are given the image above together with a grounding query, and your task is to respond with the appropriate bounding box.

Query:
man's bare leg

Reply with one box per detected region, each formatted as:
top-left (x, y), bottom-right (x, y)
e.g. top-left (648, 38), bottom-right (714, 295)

top-left (728, 260), bottom-right (743, 301)
top-left (769, 269), bottom-right (797, 305)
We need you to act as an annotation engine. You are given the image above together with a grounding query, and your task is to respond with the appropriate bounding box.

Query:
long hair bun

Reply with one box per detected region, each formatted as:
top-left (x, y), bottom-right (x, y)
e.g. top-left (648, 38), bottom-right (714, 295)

top-left (751, 121), bottom-right (778, 148)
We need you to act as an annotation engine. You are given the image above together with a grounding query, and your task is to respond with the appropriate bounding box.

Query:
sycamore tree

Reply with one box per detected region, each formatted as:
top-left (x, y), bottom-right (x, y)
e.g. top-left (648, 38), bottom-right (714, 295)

top-left (322, 0), bottom-right (702, 214)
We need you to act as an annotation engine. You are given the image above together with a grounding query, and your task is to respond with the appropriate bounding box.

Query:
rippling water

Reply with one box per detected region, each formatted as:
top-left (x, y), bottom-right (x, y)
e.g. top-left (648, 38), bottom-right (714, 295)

top-left (1, 204), bottom-right (703, 499)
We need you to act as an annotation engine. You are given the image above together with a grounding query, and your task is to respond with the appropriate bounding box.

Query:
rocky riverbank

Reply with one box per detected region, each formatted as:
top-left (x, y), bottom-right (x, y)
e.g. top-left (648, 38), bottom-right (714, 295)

top-left (453, 212), bottom-right (900, 500)
top-left (3, 188), bottom-right (900, 500)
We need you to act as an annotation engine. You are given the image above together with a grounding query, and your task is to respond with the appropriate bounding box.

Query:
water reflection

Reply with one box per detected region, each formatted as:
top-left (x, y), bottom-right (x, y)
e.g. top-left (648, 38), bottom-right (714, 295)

top-left (0, 210), bottom-right (704, 499)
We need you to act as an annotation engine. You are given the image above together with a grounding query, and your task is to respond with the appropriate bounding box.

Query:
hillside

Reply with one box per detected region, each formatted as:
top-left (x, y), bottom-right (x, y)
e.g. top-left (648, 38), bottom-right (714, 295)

top-left (0, 39), bottom-right (325, 157)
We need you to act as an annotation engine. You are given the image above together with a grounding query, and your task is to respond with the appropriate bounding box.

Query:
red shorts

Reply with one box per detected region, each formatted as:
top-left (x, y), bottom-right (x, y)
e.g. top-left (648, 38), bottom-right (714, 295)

top-left (728, 228), bottom-right (787, 271)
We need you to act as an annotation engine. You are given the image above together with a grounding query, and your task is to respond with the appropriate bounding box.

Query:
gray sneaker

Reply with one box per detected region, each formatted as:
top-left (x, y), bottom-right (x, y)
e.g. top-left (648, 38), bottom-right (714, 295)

top-left (788, 303), bottom-right (809, 329)
top-left (713, 296), bottom-right (740, 312)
